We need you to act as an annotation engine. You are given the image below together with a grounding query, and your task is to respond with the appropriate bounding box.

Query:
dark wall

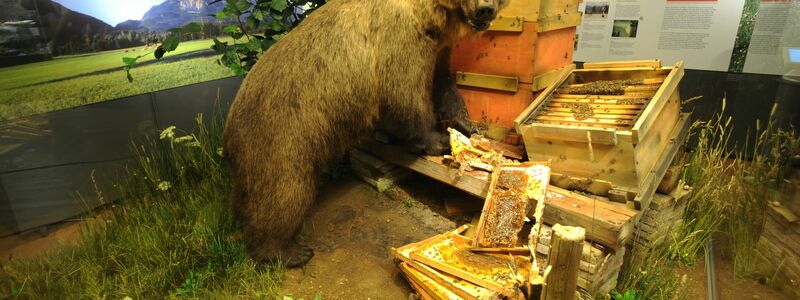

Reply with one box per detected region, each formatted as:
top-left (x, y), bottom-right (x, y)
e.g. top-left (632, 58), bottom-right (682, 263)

top-left (0, 76), bottom-right (242, 236)
top-left (679, 70), bottom-right (800, 152)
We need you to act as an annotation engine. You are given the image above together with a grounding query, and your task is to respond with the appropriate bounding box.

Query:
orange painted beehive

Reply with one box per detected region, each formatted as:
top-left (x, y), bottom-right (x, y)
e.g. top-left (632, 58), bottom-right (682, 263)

top-left (451, 0), bottom-right (583, 129)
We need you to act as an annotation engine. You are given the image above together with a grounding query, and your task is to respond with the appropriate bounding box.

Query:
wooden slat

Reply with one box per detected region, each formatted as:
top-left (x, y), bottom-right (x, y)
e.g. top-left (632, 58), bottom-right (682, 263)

top-left (582, 60), bottom-right (662, 69)
top-left (487, 15), bottom-right (524, 32)
top-left (558, 84), bottom-right (660, 94)
top-left (534, 115), bottom-right (634, 126)
top-left (550, 97), bottom-right (648, 105)
top-left (356, 139), bottom-right (637, 250)
top-left (543, 186), bottom-right (637, 250)
top-left (632, 113), bottom-right (691, 212)
top-left (547, 103), bottom-right (644, 110)
top-left (534, 121), bottom-right (628, 130)
top-left (543, 107), bottom-right (641, 115)
top-left (533, 65), bottom-right (574, 92)
top-left (529, 123), bottom-right (619, 146)
top-left (538, 10), bottom-right (583, 32)
top-left (538, 112), bottom-right (638, 120)
top-left (455, 71), bottom-right (519, 92)
top-left (498, 0), bottom-right (540, 21)
top-left (553, 94), bottom-right (650, 100)
top-left (514, 64), bottom-right (576, 130)
top-left (564, 77), bottom-right (666, 88)
top-left (632, 61), bottom-right (685, 144)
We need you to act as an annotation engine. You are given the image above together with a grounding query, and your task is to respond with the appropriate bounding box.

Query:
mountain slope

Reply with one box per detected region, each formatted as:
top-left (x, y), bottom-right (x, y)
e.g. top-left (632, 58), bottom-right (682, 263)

top-left (140, 0), bottom-right (224, 32)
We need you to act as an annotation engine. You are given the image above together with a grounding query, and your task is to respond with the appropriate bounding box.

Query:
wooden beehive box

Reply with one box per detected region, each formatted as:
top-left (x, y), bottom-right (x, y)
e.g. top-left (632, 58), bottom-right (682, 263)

top-left (514, 60), bottom-right (686, 209)
top-left (451, 0), bottom-right (582, 128)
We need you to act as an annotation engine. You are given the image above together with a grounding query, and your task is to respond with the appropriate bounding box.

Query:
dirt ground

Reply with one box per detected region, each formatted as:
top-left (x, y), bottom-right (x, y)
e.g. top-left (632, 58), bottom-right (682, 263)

top-left (0, 172), bottom-right (793, 299)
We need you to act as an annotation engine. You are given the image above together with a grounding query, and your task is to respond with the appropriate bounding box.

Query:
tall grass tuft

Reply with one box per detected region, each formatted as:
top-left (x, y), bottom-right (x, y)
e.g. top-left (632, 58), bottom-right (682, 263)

top-left (617, 99), bottom-right (798, 299)
top-left (0, 114), bottom-right (285, 298)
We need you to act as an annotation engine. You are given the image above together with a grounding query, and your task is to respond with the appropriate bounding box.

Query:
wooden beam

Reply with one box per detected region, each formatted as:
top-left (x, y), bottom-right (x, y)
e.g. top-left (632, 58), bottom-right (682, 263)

top-left (582, 60), bottom-right (662, 69)
top-left (487, 16), bottom-right (524, 32)
top-left (455, 71), bottom-right (519, 92)
top-left (356, 140), bottom-right (638, 250)
top-left (542, 224), bottom-right (585, 300)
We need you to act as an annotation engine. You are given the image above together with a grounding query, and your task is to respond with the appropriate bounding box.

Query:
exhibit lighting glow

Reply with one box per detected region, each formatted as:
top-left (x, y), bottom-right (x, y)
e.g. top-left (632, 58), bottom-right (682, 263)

top-left (789, 48), bottom-right (800, 63)
top-left (53, 0), bottom-right (166, 26)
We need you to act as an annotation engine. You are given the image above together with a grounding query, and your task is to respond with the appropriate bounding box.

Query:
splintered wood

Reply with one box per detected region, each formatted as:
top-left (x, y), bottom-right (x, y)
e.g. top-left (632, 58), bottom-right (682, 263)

top-left (447, 128), bottom-right (515, 172)
top-left (473, 163), bottom-right (551, 252)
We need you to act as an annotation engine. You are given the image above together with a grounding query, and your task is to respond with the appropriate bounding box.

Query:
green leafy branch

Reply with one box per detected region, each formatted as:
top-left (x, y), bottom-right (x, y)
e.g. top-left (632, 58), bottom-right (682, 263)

top-left (123, 0), bottom-right (326, 82)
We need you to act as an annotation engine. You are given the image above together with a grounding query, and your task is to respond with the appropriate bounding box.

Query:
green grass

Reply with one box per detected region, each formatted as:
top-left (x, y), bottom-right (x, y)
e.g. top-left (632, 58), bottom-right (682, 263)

top-left (0, 115), bottom-right (285, 298)
top-left (0, 38), bottom-right (230, 91)
top-left (614, 99), bottom-right (799, 299)
top-left (0, 55), bottom-right (233, 121)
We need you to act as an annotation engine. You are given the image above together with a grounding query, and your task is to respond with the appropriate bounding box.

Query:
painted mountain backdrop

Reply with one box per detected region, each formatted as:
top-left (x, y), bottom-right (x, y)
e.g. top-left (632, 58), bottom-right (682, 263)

top-left (139, 0), bottom-right (225, 32)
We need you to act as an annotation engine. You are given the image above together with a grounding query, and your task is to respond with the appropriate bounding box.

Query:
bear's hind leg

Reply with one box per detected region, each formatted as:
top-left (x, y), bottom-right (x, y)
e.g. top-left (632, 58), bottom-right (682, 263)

top-left (240, 167), bottom-right (317, 268)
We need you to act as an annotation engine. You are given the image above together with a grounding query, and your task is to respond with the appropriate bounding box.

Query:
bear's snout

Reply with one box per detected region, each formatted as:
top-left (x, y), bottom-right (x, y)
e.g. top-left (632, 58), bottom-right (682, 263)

top-left (475, 3), bottom-right (496, 22)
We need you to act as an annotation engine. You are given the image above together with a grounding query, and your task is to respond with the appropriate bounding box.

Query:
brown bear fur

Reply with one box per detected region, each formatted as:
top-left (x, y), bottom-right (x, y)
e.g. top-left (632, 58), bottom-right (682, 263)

top-left (223, 0), bottom-right (509, 266)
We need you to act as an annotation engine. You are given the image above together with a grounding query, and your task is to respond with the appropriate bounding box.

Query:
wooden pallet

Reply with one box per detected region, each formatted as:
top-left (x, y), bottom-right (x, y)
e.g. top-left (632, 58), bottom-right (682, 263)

top-left (356, 139), bottom-right (638, 251)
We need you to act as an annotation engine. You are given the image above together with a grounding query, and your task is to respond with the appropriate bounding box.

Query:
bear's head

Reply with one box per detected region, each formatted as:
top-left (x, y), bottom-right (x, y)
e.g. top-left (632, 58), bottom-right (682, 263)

top-left (455, 0), bottom-right (510, 31)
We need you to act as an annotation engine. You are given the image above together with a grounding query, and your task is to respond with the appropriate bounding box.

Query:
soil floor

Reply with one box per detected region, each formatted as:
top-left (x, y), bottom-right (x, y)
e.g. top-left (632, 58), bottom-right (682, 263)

top-left (0, 173), bottom-right (792, 299)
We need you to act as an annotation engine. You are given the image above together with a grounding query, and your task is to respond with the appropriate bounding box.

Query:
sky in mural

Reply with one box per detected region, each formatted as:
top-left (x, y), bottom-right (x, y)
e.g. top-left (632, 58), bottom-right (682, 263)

top-left (53, 0), bottom-right (167, 26)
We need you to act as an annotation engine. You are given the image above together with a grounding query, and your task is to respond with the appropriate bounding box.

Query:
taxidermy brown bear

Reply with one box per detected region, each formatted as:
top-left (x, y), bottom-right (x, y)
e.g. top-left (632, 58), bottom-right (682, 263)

top-left (224, 0), bottom-right (509, 267)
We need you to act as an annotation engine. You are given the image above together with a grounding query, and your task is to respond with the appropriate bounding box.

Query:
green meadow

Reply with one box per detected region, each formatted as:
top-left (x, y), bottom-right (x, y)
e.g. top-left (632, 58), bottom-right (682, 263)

top-left (0, 38), bottom-right (236, 121)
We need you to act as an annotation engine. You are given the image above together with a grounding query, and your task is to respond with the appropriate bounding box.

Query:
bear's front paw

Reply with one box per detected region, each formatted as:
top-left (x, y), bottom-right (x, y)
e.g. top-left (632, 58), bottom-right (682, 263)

top-left (410, 131), bottom-right (450, 156)
top-left (277, 241), bottom-right (315, 268)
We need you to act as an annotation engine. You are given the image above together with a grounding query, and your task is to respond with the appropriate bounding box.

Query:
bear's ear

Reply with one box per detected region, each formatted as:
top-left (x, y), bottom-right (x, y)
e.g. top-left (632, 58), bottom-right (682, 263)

top-left (436, 0), bottom-right (462, 10)
top-left (498, 0), bottom-right (511, 10)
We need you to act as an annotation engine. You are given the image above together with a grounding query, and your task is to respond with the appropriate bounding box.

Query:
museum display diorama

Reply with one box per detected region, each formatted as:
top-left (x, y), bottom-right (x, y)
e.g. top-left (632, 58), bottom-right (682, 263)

top-left (0, 0), bottom-right (798, 299)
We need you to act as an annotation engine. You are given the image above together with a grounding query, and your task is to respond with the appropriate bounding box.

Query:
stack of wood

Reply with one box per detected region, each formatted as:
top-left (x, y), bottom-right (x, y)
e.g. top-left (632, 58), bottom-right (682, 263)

top-left (627, 183), bottom-right (692, 266)
top-left (755, 199), bottom-right (800, 298)
top-left (349, 148), bottom-right (410, 192)
top-left (534, 224), bottom-right (625, 296)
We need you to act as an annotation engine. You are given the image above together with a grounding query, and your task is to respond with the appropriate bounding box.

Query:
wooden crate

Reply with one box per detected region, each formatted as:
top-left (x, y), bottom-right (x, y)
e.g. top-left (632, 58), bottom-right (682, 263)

top-left (515, 60), bottom-right (687, 210)
top-left (450, 0), bottom-right (581, 128)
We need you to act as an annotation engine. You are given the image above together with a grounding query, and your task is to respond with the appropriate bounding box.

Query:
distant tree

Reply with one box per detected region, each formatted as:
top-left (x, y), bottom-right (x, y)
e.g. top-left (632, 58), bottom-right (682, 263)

top-left (123, 0), bottom-right (327, 82)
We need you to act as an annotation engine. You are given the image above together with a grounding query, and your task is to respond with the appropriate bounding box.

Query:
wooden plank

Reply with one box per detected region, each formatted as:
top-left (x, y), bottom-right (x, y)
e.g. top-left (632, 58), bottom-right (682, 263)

top-left (632, 113), bottom-right (691, 212)
top-left (547, 103), bottom-right (644, 110)
top-left (538, 10), bottom-right (583, 32)
top-left (488, 15), bottom-right (525, 32)
top-left (549, 173), bottom-right (613, 196)
top-left (455, 71), bottom-right (519, 92)
top-left (534, 121), bottom-right (629, 130)
top-left (410, 232), bottom-right (530, 297)
top-left (533, 65), bottom-right (574, 92)
top-left (514, 65), bottom-right (575, 130)
top-left (552, 94), bottom-right (650, 100)
top-left (538, 112), bottom-right (639, 120)
top-left (539, 0), bottom-right (581, 20)
top-left (458, 82), bottom-right (535, 128)
top-left (358, 139), bottom-right (636, 250)
top-left (634, 90), bottom-right (681, 190)
top-left (529, 123), bottom-right (618, 146)
top-left (534, 115), bottom-right (634, 126)
top-left (357, 140), bottom-right (490, 197)
top-left (498, 0), bottom-right (540, 21)
top-left (583, 60), bottom-right (662, 69)
top-left (543, 107), bottom-right (642, 115)
top-left (632, 61), bottom-right (685, 144)
top-left (557, 84), bottom-right (660, 94)
top-left (564, 77), bottom-right (666, 88)
top-left (544, 186), bottom-right (637, 250)
top-left (542, 224), bottom-right (585, 300)
top-left (398, 262), bottom-right (459, 300)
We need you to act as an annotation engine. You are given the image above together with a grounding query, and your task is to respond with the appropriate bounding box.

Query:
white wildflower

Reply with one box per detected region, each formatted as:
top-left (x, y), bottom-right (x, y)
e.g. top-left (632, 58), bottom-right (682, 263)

top-left (157, 181), bottom-right (172, 191)
top-left (174, 135), bottom-right (195, 144)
